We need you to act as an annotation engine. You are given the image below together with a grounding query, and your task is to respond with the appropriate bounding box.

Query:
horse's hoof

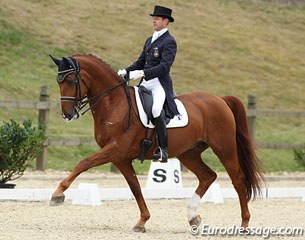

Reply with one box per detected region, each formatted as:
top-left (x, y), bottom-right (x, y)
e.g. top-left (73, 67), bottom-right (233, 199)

top-left (50, 195), bottom-right (65, 206)
top-left (189, 215), bottom-right (202, 227)
top-left (132, 225), bottom-right (146, 233)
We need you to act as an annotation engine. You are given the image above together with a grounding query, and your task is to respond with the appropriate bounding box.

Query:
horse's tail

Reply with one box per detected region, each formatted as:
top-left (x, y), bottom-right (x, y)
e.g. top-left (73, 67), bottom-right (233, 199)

top-left (222, 96), bottom-right (264, 202)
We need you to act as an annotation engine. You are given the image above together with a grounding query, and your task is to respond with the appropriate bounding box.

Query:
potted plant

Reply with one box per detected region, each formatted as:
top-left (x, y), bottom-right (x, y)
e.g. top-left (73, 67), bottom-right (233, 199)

top-left (0, 119), bottom-right (47, 188)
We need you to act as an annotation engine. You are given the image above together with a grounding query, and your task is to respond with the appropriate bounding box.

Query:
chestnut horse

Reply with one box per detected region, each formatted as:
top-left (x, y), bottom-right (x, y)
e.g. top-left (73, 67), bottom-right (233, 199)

top-left (49, 54), bottom-right (263, 233)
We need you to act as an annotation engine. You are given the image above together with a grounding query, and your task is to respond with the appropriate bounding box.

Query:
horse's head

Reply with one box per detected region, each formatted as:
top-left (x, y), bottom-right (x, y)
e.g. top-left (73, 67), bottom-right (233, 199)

top-left (50, 55), bottom-right (90, 122)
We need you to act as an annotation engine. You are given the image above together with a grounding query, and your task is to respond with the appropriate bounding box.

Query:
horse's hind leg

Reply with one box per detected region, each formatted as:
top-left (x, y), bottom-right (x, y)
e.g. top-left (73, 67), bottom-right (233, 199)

top-left (114, 161), bottom-right (150, 233)
top-left (214, 146), bottom-right (250, 228)
top-left (177, 147), bottom-right (217, 226)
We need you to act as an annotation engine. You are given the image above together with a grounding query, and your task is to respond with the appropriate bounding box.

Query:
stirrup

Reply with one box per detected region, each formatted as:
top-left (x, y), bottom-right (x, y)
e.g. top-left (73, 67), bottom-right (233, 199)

top-left (153, 147), bottom-right (168, 163)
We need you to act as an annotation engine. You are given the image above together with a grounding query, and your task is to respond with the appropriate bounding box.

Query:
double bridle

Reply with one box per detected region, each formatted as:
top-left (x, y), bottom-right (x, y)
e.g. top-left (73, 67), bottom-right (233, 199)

top-left (57, 57), bottom-right (135, 129)
top-left (57, 57), bottom-right (86, 116)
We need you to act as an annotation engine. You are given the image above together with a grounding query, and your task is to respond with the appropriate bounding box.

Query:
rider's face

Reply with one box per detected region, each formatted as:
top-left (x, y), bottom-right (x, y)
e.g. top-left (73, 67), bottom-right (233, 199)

top-left (152, 16), bottom-right (169, 31)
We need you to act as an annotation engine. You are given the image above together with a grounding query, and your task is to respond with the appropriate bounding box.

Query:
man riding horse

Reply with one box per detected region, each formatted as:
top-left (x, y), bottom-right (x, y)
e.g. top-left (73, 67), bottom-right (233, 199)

top-left (118, 5), bottom-right (179, 163)
top-left (49, 5), bottom-right (263, 234)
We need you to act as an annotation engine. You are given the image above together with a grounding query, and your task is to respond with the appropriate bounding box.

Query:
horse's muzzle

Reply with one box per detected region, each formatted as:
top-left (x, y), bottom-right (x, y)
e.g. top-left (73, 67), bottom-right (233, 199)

top-left (62, 108), bottom-right (79, 122)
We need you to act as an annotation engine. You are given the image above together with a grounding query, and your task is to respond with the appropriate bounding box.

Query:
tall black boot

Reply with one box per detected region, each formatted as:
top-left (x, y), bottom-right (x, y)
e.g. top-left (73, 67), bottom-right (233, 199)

top-left (153, 111), bottom-right (168, 163)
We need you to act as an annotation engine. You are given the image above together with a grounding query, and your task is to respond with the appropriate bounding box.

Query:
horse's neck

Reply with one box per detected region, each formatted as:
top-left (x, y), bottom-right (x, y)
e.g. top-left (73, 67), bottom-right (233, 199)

top-left (87, 72), bottom-right (128, 122)
top-left (79, 56), bottom-right (131, 125)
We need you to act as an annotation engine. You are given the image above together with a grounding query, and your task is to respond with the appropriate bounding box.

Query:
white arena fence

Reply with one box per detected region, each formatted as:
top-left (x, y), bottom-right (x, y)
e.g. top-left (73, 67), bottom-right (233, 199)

top-left (0, 159), bottom-right (304, 206)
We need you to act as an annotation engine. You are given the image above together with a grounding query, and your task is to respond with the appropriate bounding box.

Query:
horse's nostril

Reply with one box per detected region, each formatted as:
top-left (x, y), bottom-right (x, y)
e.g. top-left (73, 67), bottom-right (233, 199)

top-left (63, 113), bottom-right (72, 120)
top-left (62, 111), bottom-right (74, 119)
top-left (62, 108), bottom-right (79, 122)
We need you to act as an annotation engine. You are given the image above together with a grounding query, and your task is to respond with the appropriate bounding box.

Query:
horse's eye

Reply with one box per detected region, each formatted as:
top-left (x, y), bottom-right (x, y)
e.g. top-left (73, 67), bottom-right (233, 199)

top-left (66, 79), bottom-right (74, 86)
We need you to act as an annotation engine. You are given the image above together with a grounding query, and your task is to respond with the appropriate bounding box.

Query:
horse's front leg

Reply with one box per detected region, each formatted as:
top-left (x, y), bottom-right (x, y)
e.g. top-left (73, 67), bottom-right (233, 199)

top-left (115, 161), bottom-right (150, 233)
top-left (50, 142), bottom-right (118, 206)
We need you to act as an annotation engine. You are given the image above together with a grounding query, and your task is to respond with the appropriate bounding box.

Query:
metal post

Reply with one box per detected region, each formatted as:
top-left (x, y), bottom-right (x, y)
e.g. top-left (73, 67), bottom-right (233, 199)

top-left (247, 94), bottom-right (257, 140)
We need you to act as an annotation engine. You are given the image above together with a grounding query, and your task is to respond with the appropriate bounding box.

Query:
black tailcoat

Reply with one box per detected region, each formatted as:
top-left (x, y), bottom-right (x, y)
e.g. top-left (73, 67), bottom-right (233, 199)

top-left (126, 31), bottom-right (179, 117)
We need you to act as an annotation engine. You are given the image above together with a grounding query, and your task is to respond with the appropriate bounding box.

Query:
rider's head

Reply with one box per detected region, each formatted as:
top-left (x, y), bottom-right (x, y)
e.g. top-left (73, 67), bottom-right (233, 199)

top-left (150, 6), bottom-right (174, 31)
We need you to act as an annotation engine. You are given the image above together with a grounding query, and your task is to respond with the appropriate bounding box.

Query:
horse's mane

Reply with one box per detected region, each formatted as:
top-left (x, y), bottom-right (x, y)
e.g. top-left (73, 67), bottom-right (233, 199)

top-left (72, 53), bottom-right (121, 81)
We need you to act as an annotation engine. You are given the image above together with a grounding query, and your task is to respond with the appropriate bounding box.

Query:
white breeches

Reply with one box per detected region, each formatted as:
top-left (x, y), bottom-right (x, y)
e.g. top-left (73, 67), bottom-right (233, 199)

top-left (141, 77), bottom-right (166, 118)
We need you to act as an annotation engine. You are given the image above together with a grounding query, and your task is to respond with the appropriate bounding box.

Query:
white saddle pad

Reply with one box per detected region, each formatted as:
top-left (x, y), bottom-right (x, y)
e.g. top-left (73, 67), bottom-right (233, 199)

top-left (134, 86), bottom-right (188, 128)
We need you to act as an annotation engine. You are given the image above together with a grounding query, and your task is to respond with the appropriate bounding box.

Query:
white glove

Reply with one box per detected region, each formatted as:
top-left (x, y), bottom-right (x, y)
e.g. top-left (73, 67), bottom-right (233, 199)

top-left (117, 69), bottom-right (127, 77)
top-left (129, 70), bottom-right (144, 80)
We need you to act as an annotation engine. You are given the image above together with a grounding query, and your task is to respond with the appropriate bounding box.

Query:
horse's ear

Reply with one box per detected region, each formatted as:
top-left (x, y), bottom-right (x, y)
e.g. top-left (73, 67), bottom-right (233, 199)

top-left (49, 55), bottom-right (60, 66)
top-left (63, 57), bottom-right (77, 70)
top-left (62, 57), bottom-right (70, 65)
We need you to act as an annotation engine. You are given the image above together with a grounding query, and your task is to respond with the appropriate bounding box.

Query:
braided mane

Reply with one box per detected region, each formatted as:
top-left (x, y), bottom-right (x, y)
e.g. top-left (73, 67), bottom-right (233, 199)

top-left (72, 53), bottom-right (121, 81)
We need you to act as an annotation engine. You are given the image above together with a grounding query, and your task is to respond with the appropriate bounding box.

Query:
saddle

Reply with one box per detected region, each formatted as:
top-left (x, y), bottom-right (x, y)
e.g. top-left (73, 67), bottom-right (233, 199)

top-left (137, 85), bottom-right (167, 162)
top-left (137, 85), bottom-right (171, 125)
top-left (136, 85), bottom-right (189, 162)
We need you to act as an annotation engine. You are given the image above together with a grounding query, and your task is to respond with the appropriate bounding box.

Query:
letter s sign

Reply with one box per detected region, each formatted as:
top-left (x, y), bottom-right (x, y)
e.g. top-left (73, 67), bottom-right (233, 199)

top-left (153, 169), bottom-right (166, 182)
top-left (174, 169), bottom-right (180, 183)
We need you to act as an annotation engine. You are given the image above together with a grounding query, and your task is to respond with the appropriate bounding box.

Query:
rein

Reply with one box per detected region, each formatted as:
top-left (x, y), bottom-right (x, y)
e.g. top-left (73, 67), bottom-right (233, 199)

top-left (80, 76), bottom-right (131, 116)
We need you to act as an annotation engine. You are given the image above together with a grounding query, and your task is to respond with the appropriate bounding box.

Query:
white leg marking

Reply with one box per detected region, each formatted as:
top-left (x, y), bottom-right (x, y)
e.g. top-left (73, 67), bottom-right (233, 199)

top-left (187, 193), bottom-right (201, 221)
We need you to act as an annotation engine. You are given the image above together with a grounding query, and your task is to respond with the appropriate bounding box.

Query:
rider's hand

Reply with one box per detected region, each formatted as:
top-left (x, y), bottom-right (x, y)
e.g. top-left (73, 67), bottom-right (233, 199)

top-left (117, 69), bottom-right (127, 77)
top-left (129, 70), bottom-right (144, 80)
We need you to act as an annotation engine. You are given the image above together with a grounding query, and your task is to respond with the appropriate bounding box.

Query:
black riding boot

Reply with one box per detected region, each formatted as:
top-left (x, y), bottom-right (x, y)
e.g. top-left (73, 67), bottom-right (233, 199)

top-left (153, 112), bottom-right (168, 163)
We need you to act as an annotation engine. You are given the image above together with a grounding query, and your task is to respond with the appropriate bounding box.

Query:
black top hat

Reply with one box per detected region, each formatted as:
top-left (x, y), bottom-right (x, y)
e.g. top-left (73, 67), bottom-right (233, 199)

top-left (150, 5), bottom-right (174, 22)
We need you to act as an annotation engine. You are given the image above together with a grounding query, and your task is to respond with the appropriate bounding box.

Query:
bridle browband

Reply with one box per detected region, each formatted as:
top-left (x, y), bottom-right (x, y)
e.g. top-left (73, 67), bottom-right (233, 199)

top-left (58, 57), bottom-right (133, 124)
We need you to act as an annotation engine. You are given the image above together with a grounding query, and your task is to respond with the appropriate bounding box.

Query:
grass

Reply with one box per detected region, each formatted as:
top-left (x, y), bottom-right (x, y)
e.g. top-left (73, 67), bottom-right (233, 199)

top-left (1, 0), bottom-right (305, 173)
